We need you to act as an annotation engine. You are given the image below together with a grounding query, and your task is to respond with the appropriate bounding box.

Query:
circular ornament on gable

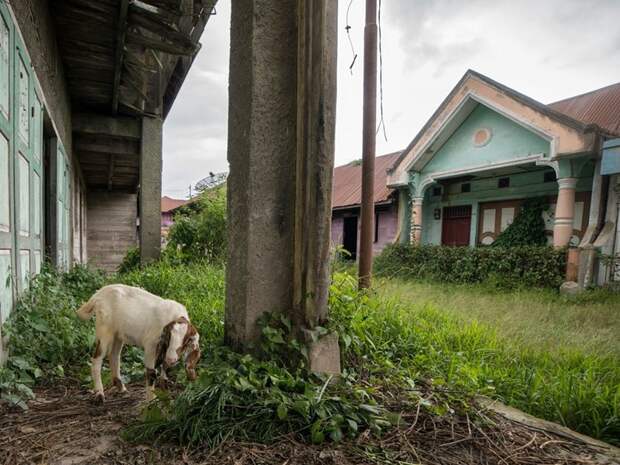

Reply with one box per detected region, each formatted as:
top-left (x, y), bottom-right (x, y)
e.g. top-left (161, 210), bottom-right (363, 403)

top-left (473, 128), bottom-right (492, 147)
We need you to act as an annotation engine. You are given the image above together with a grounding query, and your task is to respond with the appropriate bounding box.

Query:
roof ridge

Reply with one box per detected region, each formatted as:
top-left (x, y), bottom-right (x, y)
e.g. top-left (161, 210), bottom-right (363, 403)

top-left (548, 81), bottom-right (620, 106)
top-left (336, 151), bottom-right (402, 169)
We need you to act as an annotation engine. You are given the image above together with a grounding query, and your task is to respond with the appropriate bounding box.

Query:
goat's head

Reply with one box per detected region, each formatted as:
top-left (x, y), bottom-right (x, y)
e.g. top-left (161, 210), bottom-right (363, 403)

top-left (156, 316), bottom-right (201, 380)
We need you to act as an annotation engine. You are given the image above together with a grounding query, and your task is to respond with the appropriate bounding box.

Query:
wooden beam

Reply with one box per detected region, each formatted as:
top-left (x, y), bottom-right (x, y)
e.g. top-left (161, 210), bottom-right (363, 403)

top-left (163, 0), bottom-right (214, 117)
top-left (112, 0), bottom-right (130, 114)
top-left (137, 0), bottom-right (183, 13)
top-left (126, 29), bottom-right (197, 55)
top-left (74, 135), bottom-right (140, 156)
top-left (73, 113), bottom-right (141, 140)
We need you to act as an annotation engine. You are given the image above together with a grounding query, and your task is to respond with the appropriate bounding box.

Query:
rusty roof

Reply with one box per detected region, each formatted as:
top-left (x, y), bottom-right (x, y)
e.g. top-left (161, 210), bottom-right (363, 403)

top-left (161, 196), bottom-right (188, 213)
top-left (548, 82), bottom-right (620, 136)
top-left (332, 152), bottom-right (401, 209)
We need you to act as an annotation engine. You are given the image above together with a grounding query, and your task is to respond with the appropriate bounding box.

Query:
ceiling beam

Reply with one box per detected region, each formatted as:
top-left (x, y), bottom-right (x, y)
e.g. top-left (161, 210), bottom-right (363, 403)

top-left (112, 0), bottom-right (130, 114)
top-left (73, 113), bottom-right (141, 140)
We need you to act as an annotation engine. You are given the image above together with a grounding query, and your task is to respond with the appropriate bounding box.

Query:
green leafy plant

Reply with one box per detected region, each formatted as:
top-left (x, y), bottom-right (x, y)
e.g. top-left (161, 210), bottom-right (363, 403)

top-left (374, 243), bottom-right (566, 288)
top-left (493, 197), bottom-right (549, 247)
top-left (117, 246), bottom-right (141, 274)
top-left (164, 185), bottom-right (227, 264)
top-left (125, 321), bottom-right (393, 448)
top-left (0, 265), bottom-right (106, 407)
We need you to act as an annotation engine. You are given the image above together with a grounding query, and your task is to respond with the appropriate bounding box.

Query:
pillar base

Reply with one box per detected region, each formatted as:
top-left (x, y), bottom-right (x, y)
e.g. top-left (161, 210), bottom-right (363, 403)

top-left (308, 332), bottom-right (341, 375)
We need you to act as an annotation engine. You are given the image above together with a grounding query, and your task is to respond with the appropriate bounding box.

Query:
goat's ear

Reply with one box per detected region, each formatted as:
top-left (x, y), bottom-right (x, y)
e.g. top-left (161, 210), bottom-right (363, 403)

top-left (155, 321), bottom-right (175, 368)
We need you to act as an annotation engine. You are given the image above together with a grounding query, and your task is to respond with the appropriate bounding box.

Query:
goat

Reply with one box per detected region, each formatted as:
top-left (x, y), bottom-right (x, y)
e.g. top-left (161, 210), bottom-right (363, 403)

top-left (76, 284), bottom-right (201, 402)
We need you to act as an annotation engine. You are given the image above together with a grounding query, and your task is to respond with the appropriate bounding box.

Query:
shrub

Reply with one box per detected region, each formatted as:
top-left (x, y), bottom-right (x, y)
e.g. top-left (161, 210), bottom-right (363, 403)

top-left (0, 265), bottom-right (107, 407)
top-left (165, 186), bottom-right (226, 264)
top-left (374, 243), bottom-right (566, 288)
top-left (117, 246), bottom-right (141, 273)
top-left (493, 197), bottom-right (549, 247)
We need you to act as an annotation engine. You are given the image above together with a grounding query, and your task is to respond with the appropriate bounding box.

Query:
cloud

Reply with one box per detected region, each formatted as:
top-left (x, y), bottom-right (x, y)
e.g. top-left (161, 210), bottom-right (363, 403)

top-left (162, 1), bottom-right (231, 197)
top-left (163, 0), bottom-right (620, 197)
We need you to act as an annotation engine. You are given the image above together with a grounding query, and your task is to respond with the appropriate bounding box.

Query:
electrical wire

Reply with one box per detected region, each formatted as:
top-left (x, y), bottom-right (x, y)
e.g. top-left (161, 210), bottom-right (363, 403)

top-left (376, 0), bottom-right (387, 141)
top-left (345, 0), bottom-right (358, 74)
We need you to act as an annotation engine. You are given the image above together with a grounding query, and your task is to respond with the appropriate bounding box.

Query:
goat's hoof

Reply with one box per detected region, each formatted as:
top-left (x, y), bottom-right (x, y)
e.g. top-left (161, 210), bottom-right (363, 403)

top-left (112, 378), bottom-right (128, 394)
top-left (93, 392), bottom-right (105, 404)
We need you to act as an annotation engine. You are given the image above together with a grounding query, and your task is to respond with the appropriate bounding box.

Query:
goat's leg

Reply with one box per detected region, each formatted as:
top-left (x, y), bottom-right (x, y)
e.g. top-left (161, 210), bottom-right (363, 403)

top-left (91, 337), bottom-right (110, 403)
top-left (144, 345), bottom-right (157, 402)
top-left (109, 338), bottom-right (127, 393)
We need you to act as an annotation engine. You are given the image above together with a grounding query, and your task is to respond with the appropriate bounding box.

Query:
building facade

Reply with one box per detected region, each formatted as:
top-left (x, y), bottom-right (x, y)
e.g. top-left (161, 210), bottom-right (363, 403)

top-left (387, 70), bottom-right (620, 285)
top-left (161, 196), bottom-right (188, 240)
top-left (0, 0), bottom-right (213, 361)
top-left (331, 153), bottom-right (400, 259)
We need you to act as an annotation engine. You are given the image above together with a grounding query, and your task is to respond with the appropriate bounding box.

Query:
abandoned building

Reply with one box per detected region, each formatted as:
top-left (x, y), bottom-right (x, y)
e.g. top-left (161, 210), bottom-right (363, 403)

top-left (0, 0), bottom-right (214, 359)
top-left (388, 70), bottom-right (620, 285)
top-left (331, 152), bottom-right (400, 259)
top-left (161, 195), bottom-right (188, 239)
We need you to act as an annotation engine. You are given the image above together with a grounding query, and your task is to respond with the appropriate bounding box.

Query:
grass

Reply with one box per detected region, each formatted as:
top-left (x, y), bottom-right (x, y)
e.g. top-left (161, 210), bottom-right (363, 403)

top-left (375, 278), bottom-right (620, 358)
top-left (349, 276), bottom-right (620, 444)
top-left (2, 262), bottom-right (618, 446)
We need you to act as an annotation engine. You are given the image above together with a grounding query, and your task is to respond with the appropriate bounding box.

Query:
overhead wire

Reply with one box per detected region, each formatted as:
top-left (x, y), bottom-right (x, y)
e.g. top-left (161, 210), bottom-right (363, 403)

top-left (376, 0), bottom-right (387, 141)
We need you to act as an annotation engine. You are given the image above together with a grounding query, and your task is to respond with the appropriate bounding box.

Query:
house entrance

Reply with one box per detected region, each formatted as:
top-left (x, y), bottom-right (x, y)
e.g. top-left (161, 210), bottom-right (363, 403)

top-left (342, 216), bottom-right (358, 260)
top-left (442, 205), bottom-right (471, 246)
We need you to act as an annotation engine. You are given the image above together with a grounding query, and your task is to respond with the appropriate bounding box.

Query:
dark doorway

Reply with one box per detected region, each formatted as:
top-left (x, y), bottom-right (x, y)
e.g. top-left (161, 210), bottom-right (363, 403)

top-left (342, 216), bottom-right (358, 260)
top-left (441, 205), bottom-right (471, 246)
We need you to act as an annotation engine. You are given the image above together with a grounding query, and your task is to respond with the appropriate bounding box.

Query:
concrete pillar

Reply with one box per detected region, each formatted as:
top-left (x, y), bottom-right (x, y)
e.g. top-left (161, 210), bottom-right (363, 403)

top-left (410, 197), bottom-right (423, 244)
top-left (553, 177), bottom-right (577, 247)
top-left (139, 117), bottom-right (162, 264)
top-left (225, 0), bottom-right (339, 373)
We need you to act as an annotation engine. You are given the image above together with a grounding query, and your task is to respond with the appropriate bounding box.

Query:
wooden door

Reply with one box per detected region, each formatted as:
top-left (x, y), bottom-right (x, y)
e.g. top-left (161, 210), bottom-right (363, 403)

top-left (441, 205), bottom-right (471, 246)
top-left (342, 216), bottom-right (358, 260)
top-left (477, 200), bottom-right (521, 245)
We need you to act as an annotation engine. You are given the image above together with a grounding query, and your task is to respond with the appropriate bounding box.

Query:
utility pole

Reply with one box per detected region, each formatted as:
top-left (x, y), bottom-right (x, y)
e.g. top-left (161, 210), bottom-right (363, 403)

top-left (359, 0), bottom-right (378, 289)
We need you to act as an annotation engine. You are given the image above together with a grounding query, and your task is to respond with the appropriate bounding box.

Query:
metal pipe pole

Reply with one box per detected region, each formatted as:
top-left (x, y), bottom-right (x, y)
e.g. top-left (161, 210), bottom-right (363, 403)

top-left (358, 0), bottom-right (378, 289)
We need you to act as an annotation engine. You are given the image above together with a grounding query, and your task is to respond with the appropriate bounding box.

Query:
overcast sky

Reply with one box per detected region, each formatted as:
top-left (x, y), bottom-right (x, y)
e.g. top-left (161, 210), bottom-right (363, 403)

top-left (162, 0), bottom-right (620, 198)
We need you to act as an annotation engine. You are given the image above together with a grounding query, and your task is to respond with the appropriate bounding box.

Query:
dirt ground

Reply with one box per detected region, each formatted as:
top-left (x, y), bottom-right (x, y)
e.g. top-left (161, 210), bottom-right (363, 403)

top-left (0, 382), bottom-right (618, 465)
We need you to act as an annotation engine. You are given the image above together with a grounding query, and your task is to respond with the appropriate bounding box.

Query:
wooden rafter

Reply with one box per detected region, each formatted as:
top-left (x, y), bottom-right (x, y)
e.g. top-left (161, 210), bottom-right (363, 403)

top-left (125, 29), bottom-right (197, 56)
top-left (112, 0), bottom-right (130, 114)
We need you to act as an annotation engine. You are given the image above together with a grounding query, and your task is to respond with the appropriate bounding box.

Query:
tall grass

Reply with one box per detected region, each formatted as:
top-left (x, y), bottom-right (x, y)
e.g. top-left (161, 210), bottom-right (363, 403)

top-left (2, 262), bottom-right (618, 445)
top-left (330, 273), bottom-right (620, 445)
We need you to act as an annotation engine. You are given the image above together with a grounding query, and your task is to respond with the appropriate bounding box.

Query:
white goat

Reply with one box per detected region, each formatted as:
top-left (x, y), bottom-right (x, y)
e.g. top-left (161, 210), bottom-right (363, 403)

top-left (76, 284), bottom-right (201, 402)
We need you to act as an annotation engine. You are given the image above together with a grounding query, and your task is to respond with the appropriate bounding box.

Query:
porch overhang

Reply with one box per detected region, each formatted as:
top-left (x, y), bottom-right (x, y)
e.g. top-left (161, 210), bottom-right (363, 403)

top-left (50, 0), bottom-right (216, 193)
top-left (387, 70), bottom-right (601, 188)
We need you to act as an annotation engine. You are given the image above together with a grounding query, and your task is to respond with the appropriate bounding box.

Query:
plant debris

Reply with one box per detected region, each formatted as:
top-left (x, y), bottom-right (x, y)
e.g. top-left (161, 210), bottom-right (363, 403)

top-left (0, 381), bottom-right (617, 465)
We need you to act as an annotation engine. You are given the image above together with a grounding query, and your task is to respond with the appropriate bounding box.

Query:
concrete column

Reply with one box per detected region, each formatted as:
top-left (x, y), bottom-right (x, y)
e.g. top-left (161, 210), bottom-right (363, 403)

top-left (225, 0), bottom-right (339, 373)
top-left (139, 117), bottom-right (162, 264)
top-left (410, 197), bottom-right (423, 244)
top-left (553, 177), bottom-right (577, 247)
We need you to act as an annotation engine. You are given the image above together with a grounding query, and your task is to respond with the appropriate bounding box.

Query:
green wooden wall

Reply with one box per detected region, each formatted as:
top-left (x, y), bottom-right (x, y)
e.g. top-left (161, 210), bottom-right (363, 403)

top-left (0, 4), bottom-right (62, 326)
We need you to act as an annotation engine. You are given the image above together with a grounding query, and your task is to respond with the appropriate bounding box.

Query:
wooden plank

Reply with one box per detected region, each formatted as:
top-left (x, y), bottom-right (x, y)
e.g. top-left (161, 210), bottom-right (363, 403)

top-left (74, 135), bottom-right (139, 156)
top-left (112, 0), bottom-right (130, 114)
top-left (126, 29), bottom-right (197, 55)
top-left (73, 113), bottom-right (141, 140)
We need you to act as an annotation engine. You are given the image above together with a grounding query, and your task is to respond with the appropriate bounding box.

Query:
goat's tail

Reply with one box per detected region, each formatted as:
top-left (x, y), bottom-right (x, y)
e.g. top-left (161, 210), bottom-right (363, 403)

top-left (76, 296), bottom-right (97, 321)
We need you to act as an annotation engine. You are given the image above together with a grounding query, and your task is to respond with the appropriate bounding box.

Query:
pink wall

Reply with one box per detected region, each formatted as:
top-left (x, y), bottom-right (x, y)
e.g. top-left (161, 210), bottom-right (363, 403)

top-left (331, 202), bottom-right (398, 257)
top-left (161, 212), bottom-right (174, 227)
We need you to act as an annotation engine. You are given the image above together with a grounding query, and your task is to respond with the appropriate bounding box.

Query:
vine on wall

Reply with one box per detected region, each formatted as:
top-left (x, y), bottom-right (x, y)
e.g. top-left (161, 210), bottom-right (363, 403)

top-left (493, 197), bottom-right (549, 247)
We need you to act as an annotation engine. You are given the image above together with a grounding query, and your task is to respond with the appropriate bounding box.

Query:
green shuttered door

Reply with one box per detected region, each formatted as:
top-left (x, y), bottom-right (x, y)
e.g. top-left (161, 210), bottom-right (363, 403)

top-left (0, 4), bottom-right (45, 324)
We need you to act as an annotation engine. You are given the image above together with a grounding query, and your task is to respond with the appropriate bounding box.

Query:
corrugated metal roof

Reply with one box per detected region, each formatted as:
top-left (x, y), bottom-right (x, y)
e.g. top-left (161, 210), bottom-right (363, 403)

top-left (548, 82), bottom-right (620, 136)
top-left (332, 152), bottom-right (401, 209)
top-left (161, 196), bottom-right (188, 213)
